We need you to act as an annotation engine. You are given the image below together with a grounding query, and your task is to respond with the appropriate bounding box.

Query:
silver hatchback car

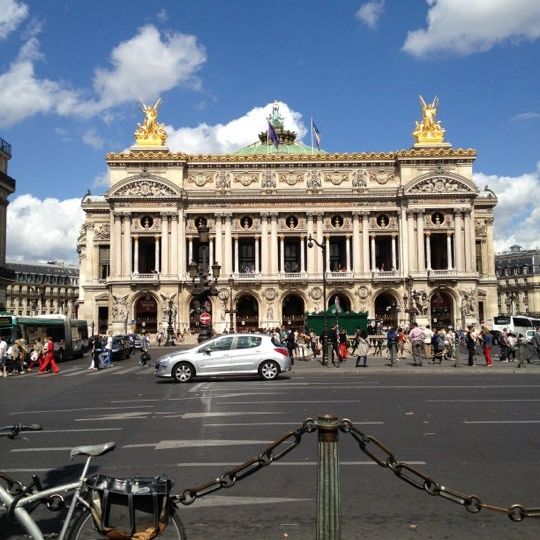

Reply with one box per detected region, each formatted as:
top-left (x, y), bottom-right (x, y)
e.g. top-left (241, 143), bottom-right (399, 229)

top-left (154, 333), bottom-right (292, 383)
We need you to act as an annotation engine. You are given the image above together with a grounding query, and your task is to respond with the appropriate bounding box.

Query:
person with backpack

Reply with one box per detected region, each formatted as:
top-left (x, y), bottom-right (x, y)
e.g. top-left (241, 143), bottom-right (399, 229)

top-left (387, 327), bottom-right (398, 367)
top-left (430, 328), bottom-right (445, 364)
top-left (480, 327), bottom-right (493, 367)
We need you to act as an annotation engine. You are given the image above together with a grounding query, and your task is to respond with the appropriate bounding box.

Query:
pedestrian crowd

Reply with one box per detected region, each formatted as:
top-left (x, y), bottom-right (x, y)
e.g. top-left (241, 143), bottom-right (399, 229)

top-left (0, 334), bottom-right (60, 377)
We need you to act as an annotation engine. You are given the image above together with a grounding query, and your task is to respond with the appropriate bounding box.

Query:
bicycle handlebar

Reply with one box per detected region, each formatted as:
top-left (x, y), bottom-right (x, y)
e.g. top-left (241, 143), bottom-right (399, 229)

top-left (0, 424), bottom-right (43, 438)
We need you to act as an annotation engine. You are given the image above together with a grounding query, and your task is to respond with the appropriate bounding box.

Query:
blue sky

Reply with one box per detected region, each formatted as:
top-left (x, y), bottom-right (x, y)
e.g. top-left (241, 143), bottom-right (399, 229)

top-left (1, 0), bottom-right (540, 263)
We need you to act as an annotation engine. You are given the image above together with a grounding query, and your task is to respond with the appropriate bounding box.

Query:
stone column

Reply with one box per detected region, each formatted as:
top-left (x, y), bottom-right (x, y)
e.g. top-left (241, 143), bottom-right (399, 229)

top-left (170, 215), bottom-right (178, 274)
top-left (370, 235), bottom-right (376, 271)
top-left (425, 233), bottom-right (431, 270)
top-left (122, 215), bottom-right (131, 276)
top-left (209, 238), bottom-right (214, 269)
top-left (407, 211), bottom-right (416, 273)
top-left (454, 211), bottom-right (464, 272)
top-left (234, 236), bottom-right (239, 273)
top-left (133, 235), bottom-right (139, 274)
top-left (154, 235), bottom-right (160, 273)
top-left (112, 213), bottom-right (122, 277)
top-left (464, 210), bottom-right (472, 272)
top-left (86, 224), bottom-right (95, 281)
top-left (215, 214), bottom-right (222, 273)
top-left (255, 236), bottom-right (260, 273)
top-left (188, 238), bottom-right (193, 264)
top-left (300, 236), bottom-right (305, 273)
top-left (447, 233), bottom-right (453, 270)
top-left (316, 213), bottom-right (324, 274)
top-left (224, 213), bottom-right (233, 275)
top-left (399, 208), bottom-right (407, 275)
top-left (179, 212), bottom-right (186, 277)
top-left (391, 235), bottom-right (397, 271)
top-left (280, 236), bottom-right (285, 273)
top-left (270, 213), bottom-right (279, 274)
top-left (362, 212), bottom-right (370, 273)
top-left (161, 214), bottom-right (168, 274)
top-left (486, 217), bottom-right (496, 276)
top-left (416, 211), bottom-right (425, 271)
top-left (352, 212), bottom-right (361, 273)
top-left (260, 214), bottom-right (269, 275)
top-left (325, 235), bottom-right (330, 272)
top-left (346, 236), bottom-right (351, 272)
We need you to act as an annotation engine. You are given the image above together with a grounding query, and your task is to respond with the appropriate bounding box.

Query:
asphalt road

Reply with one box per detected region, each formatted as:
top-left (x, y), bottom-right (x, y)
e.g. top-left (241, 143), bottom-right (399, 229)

top-left (1, 349), bottom-right (540, 539)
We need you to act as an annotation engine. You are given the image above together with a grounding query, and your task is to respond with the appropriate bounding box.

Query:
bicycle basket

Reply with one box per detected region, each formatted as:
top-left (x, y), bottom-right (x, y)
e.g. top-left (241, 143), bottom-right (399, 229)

top-left (85, 474), bottom-right (173, 540)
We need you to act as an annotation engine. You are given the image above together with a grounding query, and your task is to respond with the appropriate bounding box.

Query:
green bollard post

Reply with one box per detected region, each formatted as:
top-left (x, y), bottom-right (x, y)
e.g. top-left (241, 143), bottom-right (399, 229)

top-left (316, 414), bottom-right (341, 540)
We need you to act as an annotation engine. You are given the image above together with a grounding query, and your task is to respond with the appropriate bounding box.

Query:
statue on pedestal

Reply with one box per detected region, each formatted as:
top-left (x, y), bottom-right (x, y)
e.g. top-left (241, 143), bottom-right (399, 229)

top-left (134, 98), bottom-right (168, 146)
top-left (413, 96), bottom-right (446, 145)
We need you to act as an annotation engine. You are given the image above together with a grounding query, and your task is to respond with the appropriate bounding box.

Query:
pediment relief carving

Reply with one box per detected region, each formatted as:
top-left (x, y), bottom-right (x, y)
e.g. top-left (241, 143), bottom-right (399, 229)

top-left (187, 172), bottom-right (212, 187)
top-left (407, 174), bottom-right (476, 195)
top-left (278, 171), bottom-right (304, 186)
top-left (109, 176), bottom-right (180, 198)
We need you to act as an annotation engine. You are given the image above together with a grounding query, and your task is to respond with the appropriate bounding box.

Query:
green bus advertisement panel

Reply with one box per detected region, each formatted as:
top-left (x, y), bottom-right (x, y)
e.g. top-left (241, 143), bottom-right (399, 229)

top-left (305, 311), bottom-right (368, 336)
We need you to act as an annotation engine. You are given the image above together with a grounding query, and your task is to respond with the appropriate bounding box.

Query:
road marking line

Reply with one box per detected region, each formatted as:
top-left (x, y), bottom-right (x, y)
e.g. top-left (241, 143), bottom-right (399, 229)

top-left (111, 366), bottom-right (141, 375)
top-left (75, 412), bottom-right (150, 421)
top-left (173, 461), bottom-right (426, 466)
top-left (181, 412), bottom-right (286, 418)
top-left (88, 366), bottom-right (120, 375)
top-left (125, 439), bottom-right (274, 449)
top-left (217, 400), bottom-right (380, 404)
top-left (63, 369), bottom-right (93, 377)
top-left (464, 420), bottom-right (540, 424)
top-left (429, 399), bottom-right (540, 402)
top-left (11, 447), bottom-right (74, 452)
top-left (201, 421), bottom-right (384, 427)
top-left (31, 428), bottom-right (123, 433)
top-left (11, 405), bottom-right (154, 415)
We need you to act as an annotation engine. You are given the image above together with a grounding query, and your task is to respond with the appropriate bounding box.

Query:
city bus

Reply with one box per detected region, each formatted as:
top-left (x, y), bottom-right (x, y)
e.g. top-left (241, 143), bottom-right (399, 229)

top-left (0, 314), bottom-right (89, 361)
top-left (492, 315), bottom-right (534, 339)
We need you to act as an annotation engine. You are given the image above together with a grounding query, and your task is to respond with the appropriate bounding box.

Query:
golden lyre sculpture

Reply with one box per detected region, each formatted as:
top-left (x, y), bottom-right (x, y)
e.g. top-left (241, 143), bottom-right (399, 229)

top-left (413, 95), bottom-right (446, 144)
top-left (134, 97), bottom-right (168, 146)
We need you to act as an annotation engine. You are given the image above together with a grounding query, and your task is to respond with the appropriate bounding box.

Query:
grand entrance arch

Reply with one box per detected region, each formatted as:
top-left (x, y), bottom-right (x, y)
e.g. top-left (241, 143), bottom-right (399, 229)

top-left (282, 294), bottom-right (305, 329)
top-left (430, 290), bottom-right (453, 328)
top-left (134, 294), bottom-right (157, 333)
top-left (237, 295), bottom-right (259, 332)
top-left (374, 292), bottom-right (399, 329)
top-left (327, 293), bottom-right (351, 313)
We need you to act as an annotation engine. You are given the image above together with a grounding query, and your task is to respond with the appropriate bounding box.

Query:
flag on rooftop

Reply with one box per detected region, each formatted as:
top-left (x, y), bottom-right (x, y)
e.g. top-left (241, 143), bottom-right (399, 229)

top-left (312, 120), bottom-right (321, 151)
top-left (267, 121), bottom-right (279, 148)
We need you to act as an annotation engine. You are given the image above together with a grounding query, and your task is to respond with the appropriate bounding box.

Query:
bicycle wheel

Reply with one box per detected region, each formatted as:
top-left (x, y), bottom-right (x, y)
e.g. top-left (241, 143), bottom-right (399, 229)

top-left (67, 507), bottom-right (187, 539)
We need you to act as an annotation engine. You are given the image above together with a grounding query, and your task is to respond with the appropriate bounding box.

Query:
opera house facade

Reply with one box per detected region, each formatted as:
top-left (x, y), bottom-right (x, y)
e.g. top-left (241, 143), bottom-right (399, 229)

top-left (77, 99), bottom-right (497, 337)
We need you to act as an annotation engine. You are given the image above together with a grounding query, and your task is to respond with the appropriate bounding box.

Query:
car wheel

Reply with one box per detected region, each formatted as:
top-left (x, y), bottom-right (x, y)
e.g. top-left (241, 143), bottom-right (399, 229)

top-left (172, 362), bottom-right (194, 383)
top-left (259, 360), bottom-right (280, 381)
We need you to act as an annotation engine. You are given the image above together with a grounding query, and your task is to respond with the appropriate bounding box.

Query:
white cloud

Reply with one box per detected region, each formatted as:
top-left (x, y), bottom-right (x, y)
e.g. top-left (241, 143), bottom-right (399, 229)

top-left (156, 9), bottom-right (168, 23)
top-left (355, 1), bottom-right (385, 28)
top-left (0, 0), bottom-right (28, 39)
top-left (82, 128), bottom-right (104, 149)
top-left (83, 25), bottom-right (206, 114)
top-left (473, 162), bottom-right (540, 252)
top-left (510, 112), bottom-right (540, 122)
top-left (6, 194), bottom-right (85, 264)
top-left (166, 101), bottom-right (307, 154)
top-left (403, 0), bottom-right (540, 58)
top-left (0, 24), bottom-right (207, 127)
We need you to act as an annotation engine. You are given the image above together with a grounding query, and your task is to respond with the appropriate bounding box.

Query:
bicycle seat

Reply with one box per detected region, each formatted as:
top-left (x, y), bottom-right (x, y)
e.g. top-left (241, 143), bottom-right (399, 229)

top-left (70, 441), bottom-right (116, 458)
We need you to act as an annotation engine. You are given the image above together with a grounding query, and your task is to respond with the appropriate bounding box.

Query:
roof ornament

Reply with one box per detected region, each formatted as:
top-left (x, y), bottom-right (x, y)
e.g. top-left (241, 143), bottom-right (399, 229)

top-left (412, 95), bottom-right (447, 146)
top-left (267, 100), bottom-right (284, 129)
top-left (134, 97), bottom-right (168, 147)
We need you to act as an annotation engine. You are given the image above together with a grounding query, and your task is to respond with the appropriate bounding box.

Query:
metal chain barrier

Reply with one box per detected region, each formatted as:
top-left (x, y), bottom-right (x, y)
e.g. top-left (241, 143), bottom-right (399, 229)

top-left (175, 418), bottom-right (318, 506)
top-left (175, 415), bottom-right (539, 525)
top-left (339, 418), bottom-right (540, 522)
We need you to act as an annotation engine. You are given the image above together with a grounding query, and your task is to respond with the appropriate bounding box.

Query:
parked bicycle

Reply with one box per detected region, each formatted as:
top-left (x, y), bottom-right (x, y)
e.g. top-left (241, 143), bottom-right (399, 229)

top-left (0, 424), bottom-right (187, 539)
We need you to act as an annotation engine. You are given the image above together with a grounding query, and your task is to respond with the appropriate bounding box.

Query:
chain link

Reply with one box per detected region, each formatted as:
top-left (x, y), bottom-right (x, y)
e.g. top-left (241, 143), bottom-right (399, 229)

top-left (176, 418), bottom-right (318, 506)
top-left (339, 418), bottom-right (539, 522)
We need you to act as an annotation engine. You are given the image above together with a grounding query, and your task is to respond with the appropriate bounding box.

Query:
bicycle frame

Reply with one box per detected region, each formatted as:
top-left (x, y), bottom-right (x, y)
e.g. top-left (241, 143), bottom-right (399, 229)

top-left (0, 454), bottom-right (94, 540)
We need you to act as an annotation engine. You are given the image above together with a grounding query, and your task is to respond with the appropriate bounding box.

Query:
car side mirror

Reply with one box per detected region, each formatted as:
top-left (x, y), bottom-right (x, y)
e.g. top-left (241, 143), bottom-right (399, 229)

top-left (202, 348), bottom-right (212, 355)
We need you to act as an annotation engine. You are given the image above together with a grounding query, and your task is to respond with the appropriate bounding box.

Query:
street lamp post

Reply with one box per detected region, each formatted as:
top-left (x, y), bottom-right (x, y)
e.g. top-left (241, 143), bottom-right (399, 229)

top-left (307, 235), bottom-right (330, 366)
top-left (225, 277), bottom-right (236, 333)
top-left (165, 299), bottom-right (175, 346)
top-left (189, 222), bottom-right (221, 343)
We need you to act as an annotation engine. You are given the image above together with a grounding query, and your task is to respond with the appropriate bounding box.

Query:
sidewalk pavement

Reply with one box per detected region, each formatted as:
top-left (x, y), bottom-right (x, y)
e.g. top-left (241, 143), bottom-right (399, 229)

top-left (146, 345), bottom-right (540, 375)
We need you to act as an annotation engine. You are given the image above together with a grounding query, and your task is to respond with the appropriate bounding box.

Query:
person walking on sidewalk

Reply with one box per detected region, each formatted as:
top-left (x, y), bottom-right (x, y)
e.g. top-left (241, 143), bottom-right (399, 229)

top-left (465, 326), bottom-right (477, 366)
top-left (423, 325), bottom-right (433, 360)
top-left (39, 336), bottom-right (60, 374)
top-left (0, 336), bottom-right (8, 378)
top-left (387, 327), bottom-right (398, 367)
top-left (480, 327), bottom-right (493, 367)
top-left (355, 330), bottom-right (370, 367)
top-left (408, 323), bottom-right (425, 366)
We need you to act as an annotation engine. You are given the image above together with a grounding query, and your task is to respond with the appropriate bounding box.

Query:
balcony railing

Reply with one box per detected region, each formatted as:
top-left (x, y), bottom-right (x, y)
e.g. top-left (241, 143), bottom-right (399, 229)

top-left (0, 137), bottom-right (11, 158)
top-left (327, 271), bottom-right (354, 280)
top-left (281, 272), bottom-right (308, 280)
top-left (372, 270), bottom-right (400, 280)
top-left (131, 273), bottom-right (159, 281)
top-left (428, 269), bottom-right (458, 278)
top-left (233, 272), bottom-right (261, 281)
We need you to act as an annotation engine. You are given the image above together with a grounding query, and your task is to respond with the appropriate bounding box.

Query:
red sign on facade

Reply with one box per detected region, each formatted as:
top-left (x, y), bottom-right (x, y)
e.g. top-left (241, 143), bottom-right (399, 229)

top-left (199, 312), bottom-right (212, 325)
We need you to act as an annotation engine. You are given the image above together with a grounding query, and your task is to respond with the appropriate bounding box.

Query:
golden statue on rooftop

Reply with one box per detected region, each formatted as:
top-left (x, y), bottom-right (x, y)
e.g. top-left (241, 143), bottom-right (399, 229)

top-left (134, 97), bottom-right (168, 146)
top-left (413, 95), bottom-right (446, 145)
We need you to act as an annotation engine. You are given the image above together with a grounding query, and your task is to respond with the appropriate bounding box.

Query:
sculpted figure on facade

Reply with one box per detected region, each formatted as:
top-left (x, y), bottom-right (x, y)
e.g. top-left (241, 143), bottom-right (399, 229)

top-left (112, 294), bottom-right (128, 321)
top-left (114, 180), bottom-right (177, 198)
top-left (460, 288), bottom-right (476, 318)
top-left (160, 293), bottom-right (177, 319)
top-left (215, 171), bottom-right (231, 190)
top-left (134, 98), bottom-right (168, 146)
top-left (413, 96), bottom-right (446, 144)
top-left (306, 171), bottom-right (322, 190)
top-left (94, 223), bottom-right (110, 240)
top-left (352, 169), bottom-right (368, 189)
top-left (411, 289), bottom-right (428, 316)
top-left (261, 171), bottom-right (276, 189)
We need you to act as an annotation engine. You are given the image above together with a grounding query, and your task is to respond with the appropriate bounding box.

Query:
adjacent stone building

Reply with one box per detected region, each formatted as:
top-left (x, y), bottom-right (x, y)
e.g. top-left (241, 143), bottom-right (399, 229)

top-left (0, 137), bottom-right (16, 311)
top-left (495, 245), bottom-right (540, 317)
top-left (77, 98), bottom-right (498, 337)
top-left (5, 261), bottom-right (79, 318)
